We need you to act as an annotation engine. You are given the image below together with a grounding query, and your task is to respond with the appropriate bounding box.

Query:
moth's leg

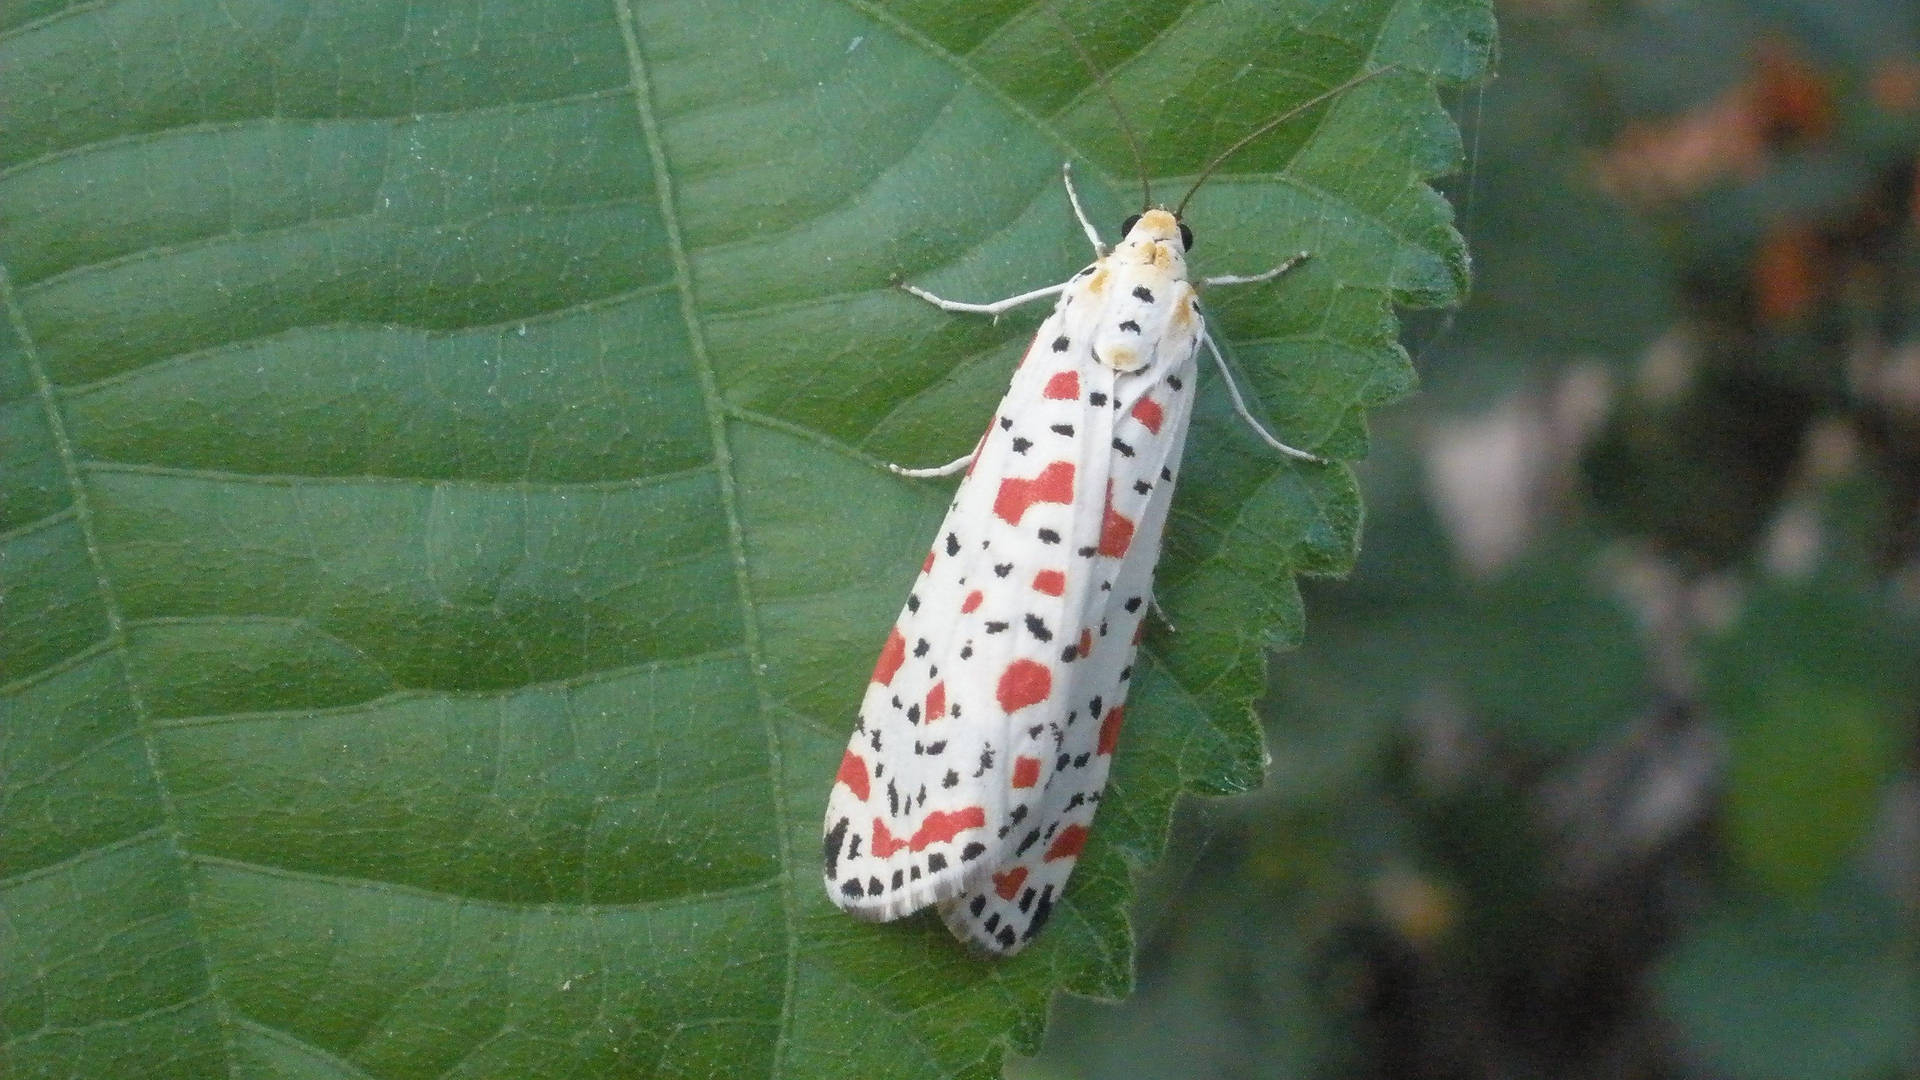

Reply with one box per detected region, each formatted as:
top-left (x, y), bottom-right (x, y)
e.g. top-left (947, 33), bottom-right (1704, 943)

top-left (1201, 251), bottom-right (1309, 288)
top-left (897, 280), bottom-right (1068, 318)
top-left (1202, 331), bottom-right (1327, 464)
top-left (888, 456), bottom-right (973, 478)
top-left (1061, 162), bottom-right (1106, 256)
top-left (1150, 595), bottom-right (1178, 633)
top-left (885, 430), bottom-right (984, 478)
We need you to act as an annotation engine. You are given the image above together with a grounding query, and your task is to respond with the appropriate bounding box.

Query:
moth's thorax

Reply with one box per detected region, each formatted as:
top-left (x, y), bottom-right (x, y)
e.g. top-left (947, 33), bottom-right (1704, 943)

top-left (1065, 208), bottom-right (1199, 374)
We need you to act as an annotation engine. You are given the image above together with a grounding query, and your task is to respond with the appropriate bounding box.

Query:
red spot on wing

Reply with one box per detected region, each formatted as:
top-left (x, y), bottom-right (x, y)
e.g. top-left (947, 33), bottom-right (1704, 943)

top-left (1098, 483), bottom-right (1135, 557)
top-left (1044, 371), bottom-right (1081, 400)
top-left (961, 590), bottom-right (984, 614)
top-left (1098, 704), bottom-right (1125, 755)
top-left (911, 807), bottom-right (986, 851)
top-left (1011, 756), bottom-right (1041, 788)
top-left (1045, 824), bottom-right (1089, 862)
top-left (995, 461), bottom-right (1076, 525)
top-left (996, 659), bottom-right (1053, 713)
top-left (922, 550), bottom-right (935, 573)
top-left (1130, 396), bottom-right (1165, 434)
top-left (1078, 627), bottom-right (1093, 660)
top-left (1032, 569), bottom-right (1065, 596)
top-left (872, 627), bottom-right (906, 685)
top-left (874, 810), bottom-right (987, 859)
top-left (926, 681), bottom-right (946, 723)
top-left (836, 750), bottom-right (871, 801)
top-left (993, 866), bottom-right (1029, 900)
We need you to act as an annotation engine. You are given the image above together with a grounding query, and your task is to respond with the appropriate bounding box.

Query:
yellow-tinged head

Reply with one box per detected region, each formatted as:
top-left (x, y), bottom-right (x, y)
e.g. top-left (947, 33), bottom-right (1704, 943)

top-left (1113, 208), bottom-right (1193, 275)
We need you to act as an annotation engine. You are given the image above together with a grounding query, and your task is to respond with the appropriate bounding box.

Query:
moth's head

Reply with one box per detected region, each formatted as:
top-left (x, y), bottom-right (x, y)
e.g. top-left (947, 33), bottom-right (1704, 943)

top-left (1115, 208), bottom-right (1193, 273)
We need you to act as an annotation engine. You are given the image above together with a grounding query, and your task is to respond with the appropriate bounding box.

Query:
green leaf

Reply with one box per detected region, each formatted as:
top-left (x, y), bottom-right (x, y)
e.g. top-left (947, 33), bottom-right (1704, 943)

top-left (1657, 880), bottom-right (1918, 1080)
top-left (1702, 569), bottom-right (1917, 893)
top-left (0, 0), bottom-right (1488, 1075)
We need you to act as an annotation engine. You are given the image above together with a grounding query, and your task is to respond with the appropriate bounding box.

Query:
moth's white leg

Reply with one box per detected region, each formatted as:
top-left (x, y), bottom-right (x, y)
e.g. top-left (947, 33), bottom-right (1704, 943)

top-left (888, 455), bottom-right (973, 478)
top-left (1150, 595), bottom-right (1178, 632)
top-left (1201, 251), bottom-right (1310, 288)
top-left (1061, 162), bottom-right (1106, 256)
top-left (898, 280), bottom-right (1068, 318)
top-left (1202, 331), bottom-right (1328, 464)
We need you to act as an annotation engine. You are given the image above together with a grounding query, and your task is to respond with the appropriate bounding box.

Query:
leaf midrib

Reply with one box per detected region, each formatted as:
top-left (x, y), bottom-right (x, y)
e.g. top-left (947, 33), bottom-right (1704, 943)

top-left (611, 3), bottom-right (806, 1077)
top-left (0, 234), bottom-right (245, 1054)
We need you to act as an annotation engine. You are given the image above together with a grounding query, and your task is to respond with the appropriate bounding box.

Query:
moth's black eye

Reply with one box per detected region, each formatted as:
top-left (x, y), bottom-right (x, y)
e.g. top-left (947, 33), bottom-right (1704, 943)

top-left (1178, 221), bottom-right (1194, 251)
top-left (1120, 213), bottom-right (1141, 237)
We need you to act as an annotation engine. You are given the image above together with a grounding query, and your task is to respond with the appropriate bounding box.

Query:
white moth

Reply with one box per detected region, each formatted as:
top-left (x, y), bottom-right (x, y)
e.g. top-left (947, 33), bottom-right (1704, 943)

top-left (823, 68), bottom-right (1390, 955)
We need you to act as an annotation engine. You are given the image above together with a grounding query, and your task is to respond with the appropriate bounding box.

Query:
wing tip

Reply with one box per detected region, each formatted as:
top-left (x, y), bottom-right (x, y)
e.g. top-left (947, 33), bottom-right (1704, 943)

top-left (937, 894), bottom-right (1032, 957)
top-left (823, 858), bottom-right (995, 924)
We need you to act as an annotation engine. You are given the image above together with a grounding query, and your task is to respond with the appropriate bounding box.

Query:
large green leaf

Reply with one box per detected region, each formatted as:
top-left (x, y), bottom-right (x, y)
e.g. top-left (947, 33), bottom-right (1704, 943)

top-left (0, 0), bottom-right (1487, 1075)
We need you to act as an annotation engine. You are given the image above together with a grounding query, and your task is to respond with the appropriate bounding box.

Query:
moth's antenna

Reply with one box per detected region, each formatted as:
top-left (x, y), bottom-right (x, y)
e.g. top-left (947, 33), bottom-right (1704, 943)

top-left (1045, 6), bottom-right (1152, 211)
top-left (1175, 64), bottom-right (1399, 217)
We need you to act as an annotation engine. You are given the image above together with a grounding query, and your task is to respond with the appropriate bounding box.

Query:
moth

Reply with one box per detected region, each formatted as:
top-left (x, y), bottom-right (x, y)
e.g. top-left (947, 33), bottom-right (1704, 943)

top-left (822, 67), bottom-right (1390, 954)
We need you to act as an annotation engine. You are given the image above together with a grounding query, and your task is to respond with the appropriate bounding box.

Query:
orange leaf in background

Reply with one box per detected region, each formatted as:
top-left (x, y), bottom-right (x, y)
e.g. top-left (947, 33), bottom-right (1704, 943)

top-left (1753, 225), bottom-right (1823, 324)
top-left (1593, 87), bottom-right (1764, 204)
top-left (1753, 38), bottom-right (1833, 140)
top-left (1870, 57), bottom-right (1920, 114)
top-left (1592, 37), bottom-right (1834, 205)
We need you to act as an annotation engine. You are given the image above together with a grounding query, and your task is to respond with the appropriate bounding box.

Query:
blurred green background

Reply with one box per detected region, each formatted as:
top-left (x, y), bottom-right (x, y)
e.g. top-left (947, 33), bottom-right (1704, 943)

top-left (1021, 1), bottom-right (1920, 1077)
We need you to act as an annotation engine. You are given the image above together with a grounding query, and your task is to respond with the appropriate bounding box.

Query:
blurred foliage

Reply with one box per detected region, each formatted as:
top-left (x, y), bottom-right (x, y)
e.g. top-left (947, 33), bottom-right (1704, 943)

top-left (1020, 1), bottom-right (1920, 1078)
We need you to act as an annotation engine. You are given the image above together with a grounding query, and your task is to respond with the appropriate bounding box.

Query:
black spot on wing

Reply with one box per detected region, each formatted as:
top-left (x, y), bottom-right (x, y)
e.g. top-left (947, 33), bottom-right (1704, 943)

top-left (823, 817), bottom-right (848, 879)
top-left (1024, 885), bottom-right (1057, 940)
